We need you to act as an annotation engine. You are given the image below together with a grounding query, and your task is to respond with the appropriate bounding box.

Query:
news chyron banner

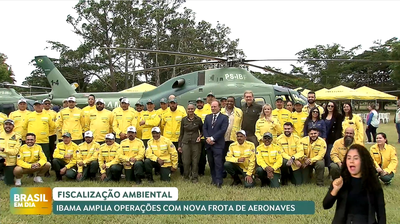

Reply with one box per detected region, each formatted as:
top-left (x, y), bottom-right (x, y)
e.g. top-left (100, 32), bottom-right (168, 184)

top-left (10, 187), bottom-right (315, 215)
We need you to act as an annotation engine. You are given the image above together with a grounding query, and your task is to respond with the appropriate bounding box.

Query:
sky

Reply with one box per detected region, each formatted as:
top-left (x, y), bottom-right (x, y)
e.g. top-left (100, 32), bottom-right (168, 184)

top-left (1, 0), bottom-right (399, 85)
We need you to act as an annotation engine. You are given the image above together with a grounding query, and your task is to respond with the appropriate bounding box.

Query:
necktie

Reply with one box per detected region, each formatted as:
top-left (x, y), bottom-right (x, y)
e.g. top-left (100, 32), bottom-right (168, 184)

top-left (212, 114), bottom-right (217, 128)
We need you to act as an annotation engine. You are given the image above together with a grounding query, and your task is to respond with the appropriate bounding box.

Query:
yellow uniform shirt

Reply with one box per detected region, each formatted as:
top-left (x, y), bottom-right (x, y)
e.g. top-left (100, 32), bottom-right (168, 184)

top-left (82, 105), bottom-right (96, 117)
top-left (300, 136), bottom-right (326, 164)
top-left (44, 109), bottom-right (58, 136)
top-left (0, 131), bottom-right (21, 166)
top-left (302, 104), bottom-right (324, 117)
top-left (76, 141), bottom-right (100, 172)
top-left (86, 109), bottom-right (114, 143)
top-left (225, 141), bottom-right (256, 176)
top-left (330, 138), bottom-right (355, 164)
top-left (57, 107), bottom-right (86, 140)
top-left (255, 117), bottom-right (282, 144)
top-left (145, 136), bottom-right (178, 169)
top-left (56, 111), bottom-right (62, 140)
top-left (23, 111), bottom-right (56, 144)
top-left (8, 110), bottom-right (31, 141)
top-left (135, 111), bottom-right (144, 139)
top-left (291, 111), bottom-right (308, 137)
top-left (119, 138), bottom-right (145, 169)
top-left (221, 107), bottom-right (243, 142)
top-left (256, 143), bottom-right (283, 174)
top-left (138, 110), bottom-right (161, 140)
top-left (194, 107), bottom-right (211, 122)
top-left (16, 144), bottom-right (47, 168)
top-left (276, 134), bottom-right (303, 171)
top-left (342, 114), bottom-right (364, 144)
top-left (370, 143), bottom-right (398, 174)
top-left (272, 108), bottom-right (292, 129)
top-left (112, 109), bottom-right (138, 139)
top-left (98, 142), bottom-right (120, 174)
top-left (161, 109), bottom-right (187, 142)
top-left (156, 108), bottom-right (169, 117)
top-left (203, 103), bottom-right (211, 113)
top-left (53, 142), bottom-right (79, 169)
top-left (0, 112), bottom-right (7, 132)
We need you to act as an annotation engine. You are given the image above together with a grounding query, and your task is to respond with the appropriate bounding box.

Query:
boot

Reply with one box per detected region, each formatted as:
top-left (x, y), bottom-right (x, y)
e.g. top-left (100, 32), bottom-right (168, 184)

top-left (230, 175), bottom-right (242, 186)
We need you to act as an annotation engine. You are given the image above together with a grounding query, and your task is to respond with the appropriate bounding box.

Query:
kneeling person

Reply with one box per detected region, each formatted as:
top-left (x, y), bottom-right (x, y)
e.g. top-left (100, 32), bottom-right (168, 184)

top-left (0, 119), bottom-right (22, 185)
top-left (256, 132), bottom-right (283, 188)
top-left (224, 130), bottom-right (255, 188)
top-left (52, 132), bottom-right (79, 181)
top-left (99, 134), bottom-right (122, 182)
top-left (14, 133), bottom-right (51, 186)
top-left (119, 126), bottom-right (145, 184)
top-left (76, 131), bottom-right (100, 181)
top-left (300, 127), bottom-right (326, 186)
top-left (144, 127), bottom-right (178, 182)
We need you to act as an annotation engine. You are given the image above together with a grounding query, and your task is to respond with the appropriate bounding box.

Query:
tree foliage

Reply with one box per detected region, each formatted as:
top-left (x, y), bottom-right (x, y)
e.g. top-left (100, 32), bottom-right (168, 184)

top-left (0, 53), bottom-right (16, 84)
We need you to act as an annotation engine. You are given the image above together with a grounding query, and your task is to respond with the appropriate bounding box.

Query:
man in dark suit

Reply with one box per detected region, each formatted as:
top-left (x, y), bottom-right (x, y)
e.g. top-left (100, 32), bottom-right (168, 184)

top-left (203, 100), bottom-right (229, 188)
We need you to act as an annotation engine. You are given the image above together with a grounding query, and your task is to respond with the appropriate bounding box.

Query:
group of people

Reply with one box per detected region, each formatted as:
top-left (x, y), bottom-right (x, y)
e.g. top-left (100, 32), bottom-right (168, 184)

top-left (0, 91), bottom-right (397, 192)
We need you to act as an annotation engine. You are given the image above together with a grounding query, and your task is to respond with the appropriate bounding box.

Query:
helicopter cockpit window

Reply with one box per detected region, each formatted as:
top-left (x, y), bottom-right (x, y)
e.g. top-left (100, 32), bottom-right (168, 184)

top-left (0, 103), bottom-right (15, 116)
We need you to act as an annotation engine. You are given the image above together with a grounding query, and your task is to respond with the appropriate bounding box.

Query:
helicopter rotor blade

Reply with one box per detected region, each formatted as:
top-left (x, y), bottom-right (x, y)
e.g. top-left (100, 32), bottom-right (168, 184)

top-left (101, 47), bottom-right (227, 62)
top-left (241, 62), bottom-right (299, 78)
top-left (244, 58), bottom-right (400, 63)
top-left (132, 60), bottom-right (222, 73)
top-left (1, 83), bottom-right (52, 90)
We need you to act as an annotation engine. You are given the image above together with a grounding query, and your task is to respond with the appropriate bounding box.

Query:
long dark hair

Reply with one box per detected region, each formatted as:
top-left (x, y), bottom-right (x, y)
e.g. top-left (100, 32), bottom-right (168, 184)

top-left (303, 107), bottom-right (320, 134)
top-left (341, 144), bottom-right (381, 192)
top-left (322, 101), bottom-right (339, 120)
top-left (341, 102), bottom-right (353, 120)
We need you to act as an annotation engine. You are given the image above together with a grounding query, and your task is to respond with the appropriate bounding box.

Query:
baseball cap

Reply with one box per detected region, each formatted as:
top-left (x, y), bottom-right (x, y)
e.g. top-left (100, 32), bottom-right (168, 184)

top-left (33, 101), bottom-right (42, 105)
top-left (135, 101), bottom-right (143, 106)
top-left (207, 92), bottom-right (215, 97)
top-left (160, 98), bottom-right (168, 104)
top-left (294, 100), bottom-right (303, 105)
top-left (67, 97), bottom-right (76, 102)
top-left (221, 97), bottom-right (227, 101)
top-left (196, 97), bottom-right (204, 102)
top-left (42, 99), bottom-right (51, 104)
top-left (236, 130), bottom-right (246, 137)
top-left (84, 131), bottom-right (93, 138)
top-left (62, 132), bottom-right (72, 138)
top-left (4, 119), bottom-right (14, 125)
top-left (95, 98), bottom-right (105, 104)
top-left (121, 98), bottom-right (129, 104)
top-left (105, 133), bottom-right (115, 140)
top-left (119, 97), bottom-right (125, 102)
top-left (63, 99), bottom-right (68, 103)
top-left (18, 99), bottom-right (27, 104)
top-left (169, 98), bottom-right (177, 103)
top-left (146, 99), bottom-right (154, 104)
top-left (127, 126), bottom-right (137, 133)
top-left (263, 132), bottom-right (273, 139)
top-left (276, 96), bottom-right (283, 101)
top-left (151, 127), bottom-right (161, 133)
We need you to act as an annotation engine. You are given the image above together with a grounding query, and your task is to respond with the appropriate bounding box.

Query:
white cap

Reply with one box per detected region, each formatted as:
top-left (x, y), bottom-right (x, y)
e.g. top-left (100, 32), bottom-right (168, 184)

top-left (127, 126), bottom-right (136, 133)
top-left (42, 98), bottom-right (51, 104)
top-left (121, 98), bottom-right (129, 104)
top-left (67, 97), bottom-right (76, 102)
top-left (63, 99), bottom-right (68, 103)
top-left (151, 127), bottom-right (161, 133)
top-left (84, 131), bottom-right (93, 138)
top-left (18, 99), bottom-right (27, 104)
top-left (95, 98), bottom-right (105, 104)
top-left (236, 130), bottom-right (247, 137)
top-left (105, 133), bottom-right (115, 139)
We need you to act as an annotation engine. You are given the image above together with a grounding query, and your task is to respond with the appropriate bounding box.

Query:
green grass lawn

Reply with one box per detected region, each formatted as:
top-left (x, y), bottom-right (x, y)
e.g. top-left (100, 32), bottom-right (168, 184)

top-left (1, 117), bottom-right (399, 224)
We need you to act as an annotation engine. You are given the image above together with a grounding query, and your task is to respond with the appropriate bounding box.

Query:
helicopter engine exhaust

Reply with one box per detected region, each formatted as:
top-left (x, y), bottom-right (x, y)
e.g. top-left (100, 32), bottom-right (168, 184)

top-left (172, 79), bottom-right (185, 88)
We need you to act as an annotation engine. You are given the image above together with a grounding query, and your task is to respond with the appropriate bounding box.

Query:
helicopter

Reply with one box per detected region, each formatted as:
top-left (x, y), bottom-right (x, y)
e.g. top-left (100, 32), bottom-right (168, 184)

top-left (31, 48), bottom-right (400, 110)
top-left (0, 85), bottom-right (36, 115)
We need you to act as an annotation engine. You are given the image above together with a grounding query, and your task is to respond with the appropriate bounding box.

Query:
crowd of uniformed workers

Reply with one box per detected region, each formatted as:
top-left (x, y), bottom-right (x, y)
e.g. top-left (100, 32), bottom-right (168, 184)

top-left (0, 91), bottom-right (398, 188)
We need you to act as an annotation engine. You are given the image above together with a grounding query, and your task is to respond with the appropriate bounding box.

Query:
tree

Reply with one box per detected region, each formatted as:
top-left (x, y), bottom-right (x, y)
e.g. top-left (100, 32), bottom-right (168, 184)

top-left (0, 53), bottom-right (16, 84)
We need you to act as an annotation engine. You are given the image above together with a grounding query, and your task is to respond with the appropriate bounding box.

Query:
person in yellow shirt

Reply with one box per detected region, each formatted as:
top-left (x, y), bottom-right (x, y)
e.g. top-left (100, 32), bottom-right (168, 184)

top-left (43, 99), bottom-right (58, 168)
top-left (119, 126), bottom-right (145, 184)
top-left (224, 130), bottom-right (256, 188)
top-left (138, 99), bottom-right (161, 148)
top-left (76, 131), bottom-right (100, 181)
top-left (9, 99), bottom-right (31, 144)
top-left (113, 98), bottom-right (137, 144)
top-left (135, 101), bottom-right (145, 139)
top-left (56, 99), bottom-right (69, 143)
top-left (168, 95), bottom-right (186, 114)
top-left (57, 97), bottom-right (86, 144)
top-left (220, 97), bottom-right (227, 109)
top-left (300, 127), bottom-right (326, 186)
top-left (194, 97), bottom-right (210, 176)
top-left (255, 104), bottom-right (282, 144)
top-left (277, 122), bottom-right (303, 186)
top-left (342, 102), bottom-right (364, 144)
top-left (291, 101), bottom-right (308, 137)
top-left (112, 97), bottom-right (136, 115)
top-left (14, 133), bottom-right (51, 186)
top-left (52, 132), bottom-right (79, 181)
top-left (330, 127), bottom-right (356, 180)
top-left (0, 112), bottom-right (7, 132)
top-left (203, 92), bottom-right (215, 112)
top-left (82, 94), bottom-right (96, 113)
top-left (86, 99), bottom-right (114, 144)
top-left (255, 132), bottom-right (282, 188)
top-left (370, 133), bottom-right (398, 185)
top-left (99, 133), bottom-right (123, 182)
top-left (161, 98), bottom-right (187, 175)
top-left (272, 97), bottom-right (292, 128)
top-left (144, 127), bottom-right (178, 182)
top-left (0, 119), bottom-right (21, 185)
top-left (302, 91), bottom-right (324, 116)
top-left (156, 98), bottom-right (169, 118)
top-left (23, 101), bottom-right (56, 167)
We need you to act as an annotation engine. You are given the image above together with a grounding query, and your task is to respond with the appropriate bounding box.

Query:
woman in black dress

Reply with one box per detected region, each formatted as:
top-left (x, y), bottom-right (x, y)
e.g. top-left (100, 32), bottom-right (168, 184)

top-left (322, 101), bottom-right (343, 171)
top-left (323, 144), bottom-right (386, 224)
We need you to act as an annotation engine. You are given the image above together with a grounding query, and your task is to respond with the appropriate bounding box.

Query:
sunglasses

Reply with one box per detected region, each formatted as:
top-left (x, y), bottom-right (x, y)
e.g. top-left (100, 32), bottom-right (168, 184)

top-left (312, 111), bottom-right (319, 113)
top-left (44, 103), bottom-right (51, 105)
top-left (327, 105), bottom-right (334, 108)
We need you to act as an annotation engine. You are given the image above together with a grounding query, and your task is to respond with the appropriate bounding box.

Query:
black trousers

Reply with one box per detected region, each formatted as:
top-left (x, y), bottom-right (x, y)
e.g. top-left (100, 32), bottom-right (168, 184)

top-left (207, 146), bottom-right (224, 185)
top-left (198, 139), bottom-right (206, 175)
top-left (366, 124), bottom-right (377, 142)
